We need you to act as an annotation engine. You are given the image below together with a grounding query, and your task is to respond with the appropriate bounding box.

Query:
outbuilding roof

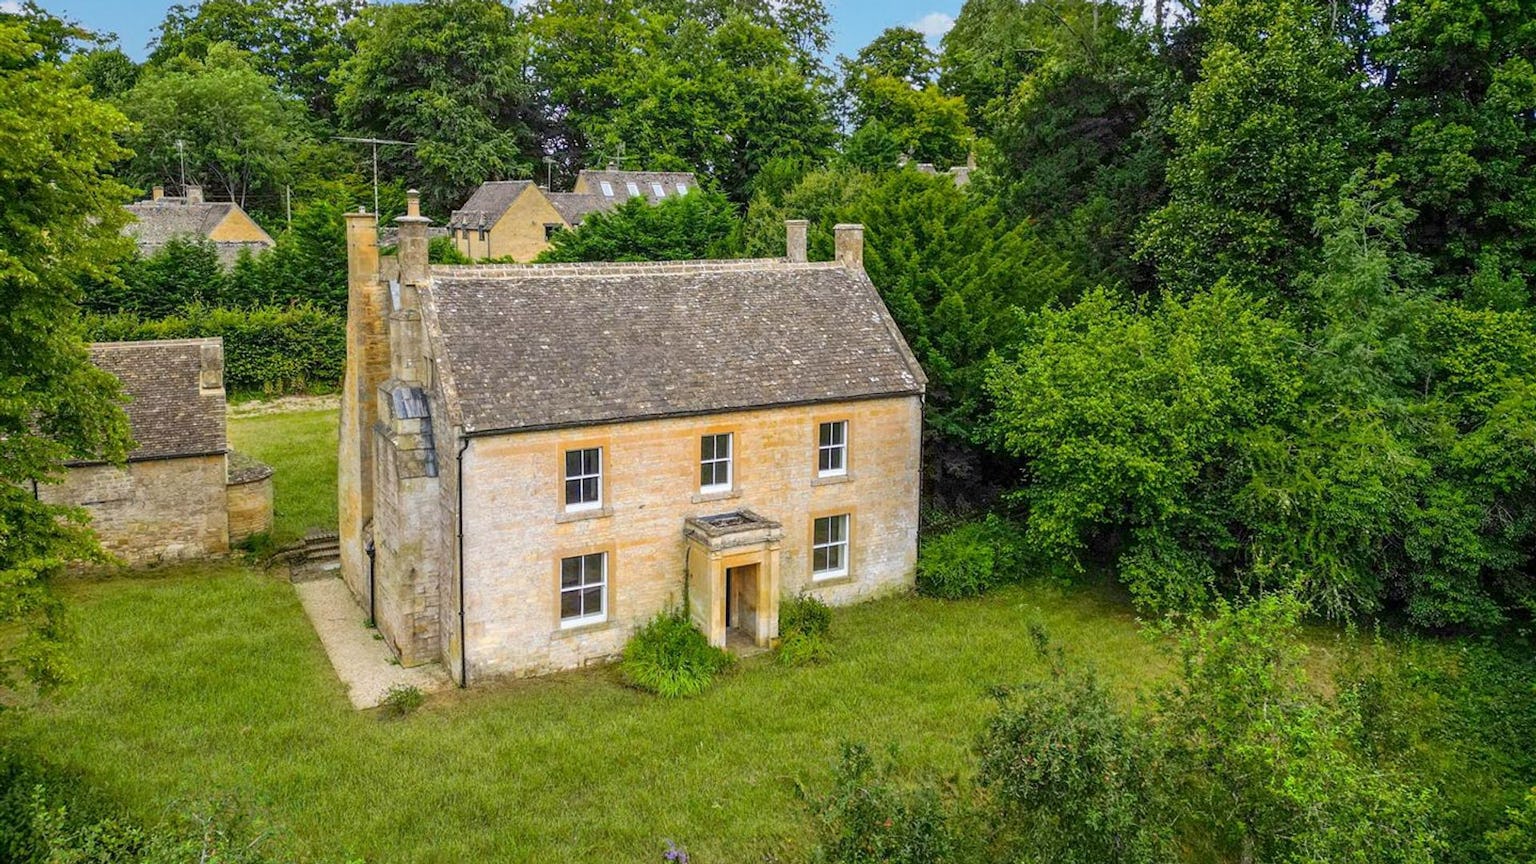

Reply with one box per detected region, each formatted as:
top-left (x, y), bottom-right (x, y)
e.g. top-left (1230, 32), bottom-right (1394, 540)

top-left (576, 170), bottom-right (696, 204)
top-left (545, 192), bottom-right (609, 226)
top-left (447, 181), bottom-right (535, 230)
top-left (123, 200), bottom-right (274, 258)
top-left (85, 339), bottom-right (228, 463)
top-left (421, 259), bottom-right (926, 435)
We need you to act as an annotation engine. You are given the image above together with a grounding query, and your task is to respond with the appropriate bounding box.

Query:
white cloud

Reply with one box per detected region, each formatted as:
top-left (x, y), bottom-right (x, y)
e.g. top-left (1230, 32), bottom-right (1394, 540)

top-left (910, 12), bottom-right (955, 41)
top-left (0, 1), bottom-right (24, 13)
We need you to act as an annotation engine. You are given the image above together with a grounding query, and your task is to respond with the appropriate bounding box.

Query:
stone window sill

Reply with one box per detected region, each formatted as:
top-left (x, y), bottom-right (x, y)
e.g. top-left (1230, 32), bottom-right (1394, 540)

top-left (556, 505), bottom-right (613, 524)
top-left (553, 618), bottom-right (618, 639)
top-left (811, 473), bottom-right (853, 487)
top-left (808, 573), bottom-right (856, 588)
top-left (691, 488), bottom-right (742, 504)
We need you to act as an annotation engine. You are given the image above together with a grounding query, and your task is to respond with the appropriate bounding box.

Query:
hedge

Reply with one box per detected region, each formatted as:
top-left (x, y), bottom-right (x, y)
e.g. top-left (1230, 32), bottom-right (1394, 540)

top-left (83, 305), bottom-right (345, 395)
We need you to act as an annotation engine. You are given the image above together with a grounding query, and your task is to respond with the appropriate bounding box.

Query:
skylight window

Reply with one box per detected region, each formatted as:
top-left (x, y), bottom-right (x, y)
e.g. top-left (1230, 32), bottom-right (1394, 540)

top-left (626, 181), bottom-right (640, 197)
top-left (651, 182), bottom-right (666, 197)
top-left (676, 183), bottom-right (689, 195)
top-left (600, 181), bottom-right (613, 197)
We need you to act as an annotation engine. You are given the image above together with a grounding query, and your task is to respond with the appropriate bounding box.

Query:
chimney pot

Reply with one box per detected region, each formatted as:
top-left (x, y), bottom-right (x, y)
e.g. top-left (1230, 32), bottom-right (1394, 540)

top-left (152, 185), bottom-right (164, 201)
top-left (406, 189), bottom-right (421, 218)
top-left (185, 185), bottom-right (203, 204)
top-left (834, 223), bottom-right (864, 268)
top-left (785, 219), bottom-right (808, 263)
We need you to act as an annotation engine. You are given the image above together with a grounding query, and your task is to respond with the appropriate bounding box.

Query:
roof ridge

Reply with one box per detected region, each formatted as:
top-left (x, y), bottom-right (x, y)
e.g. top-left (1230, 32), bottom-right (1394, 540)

top-left (431, 258), bottom-right (848, 278)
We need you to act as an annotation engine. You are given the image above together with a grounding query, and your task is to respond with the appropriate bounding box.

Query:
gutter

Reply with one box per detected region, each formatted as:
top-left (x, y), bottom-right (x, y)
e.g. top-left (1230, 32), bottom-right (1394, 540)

top-left (456, 430), bottom-right (470, 688)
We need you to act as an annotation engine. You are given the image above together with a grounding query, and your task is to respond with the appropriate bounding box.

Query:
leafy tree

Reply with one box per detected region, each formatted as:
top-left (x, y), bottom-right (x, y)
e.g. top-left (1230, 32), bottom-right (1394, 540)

top-left (117, 41), bottom-right (306, 209)
top-left (1139, 0), bottom-right (1369, 297)
top-left (1370, 0), bottom-right (1536, 308)
top-left (847, 26), bottom-right (936, 87)
top-left (150, 0), bottom-right (360, 115)
top-left (68, 47), bottom-right (139, 99)
top-left (333, 0), bottom-right (541, 214)
top-left (0, 13), bottom-right (134, 693)
top-left (537, 190), bottom-right (739, 263)
top-left (530, 0), bottom-right (838, 202)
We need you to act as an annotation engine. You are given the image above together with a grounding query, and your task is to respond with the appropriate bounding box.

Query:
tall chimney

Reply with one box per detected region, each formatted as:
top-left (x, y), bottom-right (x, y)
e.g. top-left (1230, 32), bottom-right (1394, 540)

top-left (185, 185), bottom-right (203, 204)
top-left (785, 219), bottom-right (808, 263)
top-left (834, 223), bottom-right (864, 268)
top-left (396, 189), bottom-right (431, 288)
top-left (339, 207), bottom-right (387, 606)
top-left (152, 185), bottom-right (164, 201)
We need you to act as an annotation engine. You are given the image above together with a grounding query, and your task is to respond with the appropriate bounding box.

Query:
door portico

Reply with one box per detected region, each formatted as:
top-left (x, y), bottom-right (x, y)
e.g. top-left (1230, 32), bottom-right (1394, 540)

top-left (683, 510), bottom-right (783, 649)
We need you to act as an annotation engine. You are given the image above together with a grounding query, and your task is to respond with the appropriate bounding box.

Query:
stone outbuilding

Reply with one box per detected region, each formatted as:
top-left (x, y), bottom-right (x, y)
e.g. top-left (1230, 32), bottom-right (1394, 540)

top-left (342, 196), bottom-right (925, 684)
top-left (447, 169), bottom-right (698, 262)
top-left (124, 184), bottom-right (276, 267)
top-left (38, 339), bottom-right (274, 564)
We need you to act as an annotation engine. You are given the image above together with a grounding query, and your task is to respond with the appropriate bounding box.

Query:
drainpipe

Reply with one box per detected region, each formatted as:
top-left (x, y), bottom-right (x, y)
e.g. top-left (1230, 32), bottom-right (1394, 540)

top-left (456, 430), bottom-right (470, 688)
top-left (365, 538), bottom-right (376, 626)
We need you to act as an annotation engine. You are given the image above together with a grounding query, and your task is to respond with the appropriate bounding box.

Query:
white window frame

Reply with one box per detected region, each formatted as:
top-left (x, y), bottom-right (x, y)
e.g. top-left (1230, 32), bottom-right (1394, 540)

top-left (817, 420), bottom-right (848, 477)
top-left (563, 446), bottom-right (602, 512)
top-left (651, 182), bottom-right (666, 197)
top-left (559, 552), bottom-right (608, 628)
top-left (600, 181), bottom-right (614, 197)
top-left (700, 433), bottom-right (733, 493)
top-left (626, 181), bottom-right (641, 197)
top-left (676, 183), bottom-right (689, 195)
top-left (812, 514), bottom-right (850, 580)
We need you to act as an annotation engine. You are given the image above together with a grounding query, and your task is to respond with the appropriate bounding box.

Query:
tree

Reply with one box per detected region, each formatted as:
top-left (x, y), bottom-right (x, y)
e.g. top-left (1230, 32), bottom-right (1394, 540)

top-left (150, 0), bottom-right (360, 116)
top-left (530, 0), bottom-right (838, 202)
top-left (68, 46), bottom-right (139, 99)
top-left (537, 190), bottom-right (739, 263)
top-left (117, 41), bottom-right (306, 209)
top-left (1138, 0), bottom-right (1370, 297)
top-left (333, 0), bottom-right (542, 214)
top-left (0, 12), bottom-right (134, 693)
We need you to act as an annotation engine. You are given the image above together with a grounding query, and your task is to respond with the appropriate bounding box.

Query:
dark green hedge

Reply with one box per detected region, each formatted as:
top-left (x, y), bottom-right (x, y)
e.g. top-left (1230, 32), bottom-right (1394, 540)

top-left (83, 305), bottom-right (344, 395)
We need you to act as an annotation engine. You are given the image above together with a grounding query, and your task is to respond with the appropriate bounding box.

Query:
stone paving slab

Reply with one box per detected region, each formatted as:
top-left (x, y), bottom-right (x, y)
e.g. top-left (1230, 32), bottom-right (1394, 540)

top-left (295, 576), bottom-right (451, 709)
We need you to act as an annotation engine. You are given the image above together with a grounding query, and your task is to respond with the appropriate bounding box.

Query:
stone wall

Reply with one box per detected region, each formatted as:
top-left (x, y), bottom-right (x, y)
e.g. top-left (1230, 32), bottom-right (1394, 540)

top-left (41, 455), bottom-right (230, 563)
top-left (457, 395), bottom-right (923, 680)
top-left (226, 457), bottom-right (274, 543)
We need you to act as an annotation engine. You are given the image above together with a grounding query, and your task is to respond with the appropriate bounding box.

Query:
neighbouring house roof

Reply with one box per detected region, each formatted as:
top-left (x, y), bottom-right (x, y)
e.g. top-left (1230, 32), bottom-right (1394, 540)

top-left (82, 339), bottom-right (228, 463)
top-left (447, 181), bottom-right (534, 230)
top-left (123, 199), bottom-right (275, 258)
top-left (420, 259), bottom-right (927, 436)
top-left (576, 170), bottom-right (697, 205)
top-left (545, 192), bottom-right (609, 226)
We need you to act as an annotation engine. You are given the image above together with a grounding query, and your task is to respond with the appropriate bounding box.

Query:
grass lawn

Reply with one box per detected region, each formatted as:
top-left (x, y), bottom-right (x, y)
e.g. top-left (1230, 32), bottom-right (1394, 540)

top-left (4, 563), bottom-right (1167, 862)
top-left (228, 407), bottom-right (338, 545)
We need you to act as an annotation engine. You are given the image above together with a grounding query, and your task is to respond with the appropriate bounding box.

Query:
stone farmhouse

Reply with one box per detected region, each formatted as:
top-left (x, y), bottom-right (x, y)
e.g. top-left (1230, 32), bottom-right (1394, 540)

top-left (124, 184), bottom-right (276, 267)
top-left (342, 193), bottom-right (925, 685)
top-left (38, 339), bottom-right (274, 564)
top-left (447, 169), bottom-right (697, 262)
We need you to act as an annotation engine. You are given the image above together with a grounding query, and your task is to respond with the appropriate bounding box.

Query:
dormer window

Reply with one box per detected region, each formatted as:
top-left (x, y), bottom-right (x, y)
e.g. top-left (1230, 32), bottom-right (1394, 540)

top-left (600, 181), bottom-right (614, 197)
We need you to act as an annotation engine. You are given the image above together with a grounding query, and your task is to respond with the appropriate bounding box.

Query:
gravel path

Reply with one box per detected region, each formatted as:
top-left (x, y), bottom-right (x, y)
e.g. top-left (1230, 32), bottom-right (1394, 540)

top-left (294, 577), bottom-right (451, 709)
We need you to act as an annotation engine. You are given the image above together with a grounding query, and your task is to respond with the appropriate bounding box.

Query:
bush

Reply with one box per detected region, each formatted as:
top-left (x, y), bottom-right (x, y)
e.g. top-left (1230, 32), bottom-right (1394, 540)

top-left (83, 305), bottom-right (344, 395)
top-left (620, 610), bottom-right (733, 698)
top-left (379, 684), bottom-right (425, 718)
top-left (778, 594), bottom-right (833, 666)
top-left (810, 743), bottom-right (954, 864)
top-left (916, 516), bottom-right (1025, 599)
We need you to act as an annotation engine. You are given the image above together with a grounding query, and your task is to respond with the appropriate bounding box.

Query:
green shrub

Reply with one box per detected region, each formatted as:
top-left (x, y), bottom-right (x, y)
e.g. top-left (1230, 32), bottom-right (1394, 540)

top-left (83, 305), bottom-right (344, 395)
top-left (620, 610), bottom-right (733, 698)
top-left (379, 684), bottom-right (425, 718)
top-left (811, 743), bottom-right (955, 864)
top-left (779, 594), bottom-right (833, 666)
top-left (916, 516), bottom-right (1025, 599)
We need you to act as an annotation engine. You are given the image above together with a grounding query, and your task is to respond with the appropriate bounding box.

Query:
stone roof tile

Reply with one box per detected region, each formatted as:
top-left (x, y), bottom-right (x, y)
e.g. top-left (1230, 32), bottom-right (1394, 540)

top-left (421, 259), bottom-right (926, 435)
top-left (86, 339), bottom-right (227, 462)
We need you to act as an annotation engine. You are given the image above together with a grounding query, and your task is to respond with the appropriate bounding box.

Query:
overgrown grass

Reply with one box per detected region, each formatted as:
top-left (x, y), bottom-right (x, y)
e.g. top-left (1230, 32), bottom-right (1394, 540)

top-left (3, 564), bottom-right (1162, 861)
top-left (227, 408), bottom-right (338, 545)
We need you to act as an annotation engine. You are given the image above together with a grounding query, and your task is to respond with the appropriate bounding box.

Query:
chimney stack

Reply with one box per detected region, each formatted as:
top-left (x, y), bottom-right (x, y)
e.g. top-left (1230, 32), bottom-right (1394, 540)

top-left (185, 185), bottom-right (203, 205)
top-left (396, 189), bottom-right (431, 287)
top-left (785, 219), bottom-right (808, 263)
top-left (834, 223), bottom-right (864, 268)
top-left (152, 185), bottom-right (164, 201)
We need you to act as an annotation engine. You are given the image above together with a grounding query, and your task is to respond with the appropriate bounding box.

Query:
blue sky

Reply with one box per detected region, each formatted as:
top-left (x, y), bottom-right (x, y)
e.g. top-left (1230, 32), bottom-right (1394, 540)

top-left (17, 0), bottom-right (961, 62)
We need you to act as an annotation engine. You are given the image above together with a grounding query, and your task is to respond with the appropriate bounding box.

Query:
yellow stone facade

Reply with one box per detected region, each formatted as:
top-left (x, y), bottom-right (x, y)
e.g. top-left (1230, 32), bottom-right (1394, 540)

top-left (451, 184), bottom-right (567, 262)
top-left (456, 396), bottom-right (922, 678)
top-left (205, 206), bottom-right (274, 245)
